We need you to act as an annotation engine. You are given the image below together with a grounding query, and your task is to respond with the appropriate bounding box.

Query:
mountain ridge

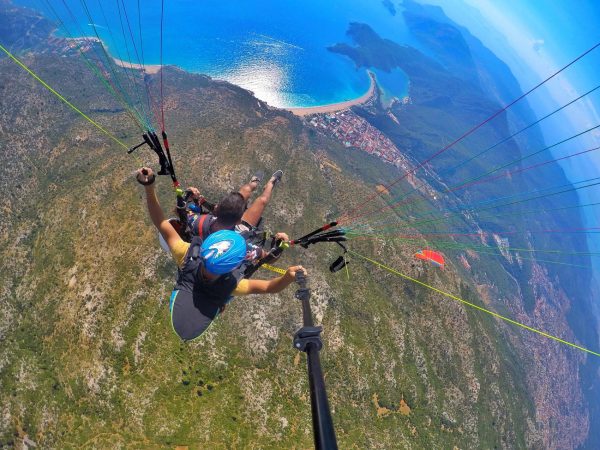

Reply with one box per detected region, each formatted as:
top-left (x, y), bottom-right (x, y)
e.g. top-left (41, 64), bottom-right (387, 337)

top-left (0, 1), bottom-right (598, 448)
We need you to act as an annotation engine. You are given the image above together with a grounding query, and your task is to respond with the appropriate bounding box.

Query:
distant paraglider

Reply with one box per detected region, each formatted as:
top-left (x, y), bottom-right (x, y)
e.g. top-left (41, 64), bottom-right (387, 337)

top-left (414, 249), bottom-right (445, 269)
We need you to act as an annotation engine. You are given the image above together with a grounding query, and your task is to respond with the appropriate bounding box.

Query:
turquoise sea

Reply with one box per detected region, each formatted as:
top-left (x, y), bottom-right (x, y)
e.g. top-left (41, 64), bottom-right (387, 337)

top-left (16, 0), bottom-right (412, 108)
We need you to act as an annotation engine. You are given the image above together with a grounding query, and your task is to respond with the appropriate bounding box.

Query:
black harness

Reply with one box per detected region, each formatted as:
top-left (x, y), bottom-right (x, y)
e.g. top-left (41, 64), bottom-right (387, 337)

top-left (172, 236), bottom-right (243, 320)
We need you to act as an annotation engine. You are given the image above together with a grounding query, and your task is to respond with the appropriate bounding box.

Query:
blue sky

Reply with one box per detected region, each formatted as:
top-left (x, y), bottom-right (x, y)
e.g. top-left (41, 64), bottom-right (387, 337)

top-left (422, 0), bottom-right (600, 149)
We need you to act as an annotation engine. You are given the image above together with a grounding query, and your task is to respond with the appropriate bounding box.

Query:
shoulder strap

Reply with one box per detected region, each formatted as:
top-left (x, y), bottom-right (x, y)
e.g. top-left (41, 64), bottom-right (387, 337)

top-left (176, 236), bottom-right (204, 288)
top-left (194, 214), bottom-right (213, 240)
top-left (186, 235), bottom-right (204, 262)
top-left (201, 214), bottom-right (216, 240)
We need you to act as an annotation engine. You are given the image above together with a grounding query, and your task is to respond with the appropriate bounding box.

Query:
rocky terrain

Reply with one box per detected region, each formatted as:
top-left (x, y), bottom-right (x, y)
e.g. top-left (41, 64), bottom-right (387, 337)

top-left (0, 1), bottom-right (598, 448)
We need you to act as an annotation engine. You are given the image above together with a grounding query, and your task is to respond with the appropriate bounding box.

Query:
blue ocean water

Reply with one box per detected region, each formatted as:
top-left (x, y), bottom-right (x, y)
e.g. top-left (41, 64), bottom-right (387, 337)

top-left (16, 0), bottom-right (413, 108)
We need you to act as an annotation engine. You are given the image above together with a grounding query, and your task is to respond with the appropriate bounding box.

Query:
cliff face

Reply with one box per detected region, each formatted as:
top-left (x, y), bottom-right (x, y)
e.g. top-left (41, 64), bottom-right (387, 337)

top-left (329, 10), bottom-right (598, 450)
top-left (0, 2), bottom-right (597, 449)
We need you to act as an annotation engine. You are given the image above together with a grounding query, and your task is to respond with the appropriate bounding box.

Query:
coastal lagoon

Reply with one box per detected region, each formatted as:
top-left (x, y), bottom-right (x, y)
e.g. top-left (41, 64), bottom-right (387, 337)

top-left (15, 0), bottom-right (412, 108)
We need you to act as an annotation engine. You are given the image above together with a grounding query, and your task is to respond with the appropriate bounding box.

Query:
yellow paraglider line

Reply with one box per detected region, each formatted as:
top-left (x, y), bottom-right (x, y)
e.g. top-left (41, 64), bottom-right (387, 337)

top-left (348, 250), bottom-right (600, 357)
top-left (260, 263), bottom-right (287, 275)
top-left (0, 43), bottom-right (129, 150)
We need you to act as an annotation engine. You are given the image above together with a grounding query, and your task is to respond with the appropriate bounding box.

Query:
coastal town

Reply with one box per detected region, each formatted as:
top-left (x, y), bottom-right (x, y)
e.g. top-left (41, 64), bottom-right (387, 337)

top-left (302, 104), bottom-right (443, 202)
top-left (285, 71), bottom-right (416, 173)
top-left (307, 110), bottom-right (405, 166)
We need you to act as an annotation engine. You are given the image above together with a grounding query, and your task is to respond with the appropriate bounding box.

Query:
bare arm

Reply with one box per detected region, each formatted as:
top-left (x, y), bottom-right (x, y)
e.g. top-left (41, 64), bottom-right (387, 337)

top-left (137, 167), bottom-right (182, 250)
top-left (243, 265), bottom-right (306, 294)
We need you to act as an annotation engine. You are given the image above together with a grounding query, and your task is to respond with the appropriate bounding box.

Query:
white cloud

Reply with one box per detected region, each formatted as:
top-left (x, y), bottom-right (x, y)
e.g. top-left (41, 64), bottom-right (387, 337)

top-left (531, 38), bottom-right (545, 53)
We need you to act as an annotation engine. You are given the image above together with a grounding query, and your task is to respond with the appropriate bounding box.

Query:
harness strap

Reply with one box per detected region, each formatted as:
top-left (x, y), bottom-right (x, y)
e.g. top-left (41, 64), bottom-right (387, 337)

top-left (194, 214), bottom-right (208, 239)
top-left (191, 243), bottom-right (201, 260)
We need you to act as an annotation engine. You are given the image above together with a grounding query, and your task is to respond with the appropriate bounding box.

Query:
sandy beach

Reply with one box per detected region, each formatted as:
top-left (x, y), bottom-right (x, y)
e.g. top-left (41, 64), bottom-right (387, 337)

top-left (286, 71), bottom-right (376, 116)
top-left (65, 36), bottom-right (163, 74)
top-left (112, 57), bottom-right (162, 75)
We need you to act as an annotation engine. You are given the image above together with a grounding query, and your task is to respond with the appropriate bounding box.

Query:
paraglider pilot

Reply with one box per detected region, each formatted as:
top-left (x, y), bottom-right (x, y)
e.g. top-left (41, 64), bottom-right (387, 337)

top-left (137, 166), bottom-right (306, 341)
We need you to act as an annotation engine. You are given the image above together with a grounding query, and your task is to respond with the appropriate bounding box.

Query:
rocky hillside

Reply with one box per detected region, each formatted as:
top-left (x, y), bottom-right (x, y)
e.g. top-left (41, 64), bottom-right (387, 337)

top-left (0, 2), bottom-right (598, 448)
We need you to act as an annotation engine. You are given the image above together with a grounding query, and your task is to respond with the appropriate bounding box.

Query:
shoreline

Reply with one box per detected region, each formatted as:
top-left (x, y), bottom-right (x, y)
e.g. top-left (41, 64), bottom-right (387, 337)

top-left (64, 36), bottom-right (163, 74)
top-left (285, 71), bottom-right (377, 116)
top-left (112, 56), bottom-right (162, 75)
top-left (66, 35), bottom-right (378, 111)
top-left (67, 36), bottom-right (378, 111)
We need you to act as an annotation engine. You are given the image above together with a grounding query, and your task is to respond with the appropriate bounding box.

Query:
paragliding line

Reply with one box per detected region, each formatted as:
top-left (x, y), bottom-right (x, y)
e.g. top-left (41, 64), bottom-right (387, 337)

top-left (349, 233), bottom-right (600, 257)
top-left (0, 43), bottom-right (128, 149)
top-left (409, 178), bottom-right (600, 230)
top-left (348, 125), bottom-right (600, 228)
top-left (447, 83), bottom-right (600, 175)
top-left (352, 142), bottom-right (600, 231)
top-left (41, 0), bottom-right (145, 131)
top-left (79, 0), bottom-right (151, 129)
top-left (351, 88), bottom-right (600, 228)
top-left (353, 177), bottom-right (600, 235)
top-left (160, 0), bottom-right (166, 131)
top-left (260, 263), bottom-right (287, 275)
top-left (449, 125), bottom-right (600, 194)
top-left (348, 226), bottom-right (600, 240)
top-left (340, 40), bottom-right (600, 224)
top-left (344, 256), bottom-right (350, 280)
top-left (348, 250), bottom-right (600, 357)
top-left (112, 0), bottom-right (152, 128)
top-left (117, 0), bottom-right (155, 126)
top-left (349, 236), bottom-right (593, 269)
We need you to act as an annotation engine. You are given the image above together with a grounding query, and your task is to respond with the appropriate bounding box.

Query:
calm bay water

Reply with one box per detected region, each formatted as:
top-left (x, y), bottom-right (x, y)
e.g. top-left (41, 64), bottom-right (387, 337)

top-left (16, 0), bottom-right (411, 107)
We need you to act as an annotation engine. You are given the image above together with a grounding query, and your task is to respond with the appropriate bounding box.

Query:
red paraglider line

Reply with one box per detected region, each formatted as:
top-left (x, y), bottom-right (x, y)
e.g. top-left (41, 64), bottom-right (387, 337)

top-left (348, 227), bottom-right (600, 240)
top-left (339, 40), bottom-right (600, 225)
top-left (160, 0), bottom-right (166, 132)
top-left (348, 144), bottom-right (600, 229)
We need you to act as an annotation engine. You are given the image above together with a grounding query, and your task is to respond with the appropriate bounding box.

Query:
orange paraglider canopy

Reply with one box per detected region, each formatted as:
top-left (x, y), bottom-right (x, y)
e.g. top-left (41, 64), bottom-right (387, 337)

top-left (414, 249), bottom-right (445, 268)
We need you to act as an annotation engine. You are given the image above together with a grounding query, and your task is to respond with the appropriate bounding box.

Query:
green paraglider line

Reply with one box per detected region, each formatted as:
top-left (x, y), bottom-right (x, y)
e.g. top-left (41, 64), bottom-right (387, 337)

top-left (0, 43), bottom-right (129, 149)
top-left (116, 0), bottom-right (155, 128)
top-left (348, 176), bottom-right (600, 233)
top-left (422, 243), bottom-right (593, 268)
top-left (351, 179), bottom-right (600, 235)
top-left (109, 0), bottom-right (153, 129)
top-left (74, 0), bottom-right (150, 128)
top-left (349, 233), bottom-right (600, 258)
top-left (348, 127), bottom-right (600, 229)
top-left (358, 83), bottom-right (600, 222)
top-left (346, 227), bottom-right (600, 239)
top-left (39, 0), bottom-right (146, 131)
top-left (448, 124), bottom-right (600, 192)
top-left (411, 182), bottom-right (600, 230)
top-left (347, 236), bottom-right (593, 269)
top-left (347, 250), bottom-right (600, 357)
top-left (340, 40), bottom-right (600, 224)
top-left (92, 0), bottom-right (152, 126)
top-left (348, 174), bottom-right (597, 233)
top-left (353, 144), bottom-right (600, 231)
top-left (136, 0), bottom-right (157, 124)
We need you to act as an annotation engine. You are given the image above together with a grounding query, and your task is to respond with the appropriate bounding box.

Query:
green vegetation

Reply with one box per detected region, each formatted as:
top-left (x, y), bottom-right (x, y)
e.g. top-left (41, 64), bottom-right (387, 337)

top-left (0, 2), bottom-right (597, 449)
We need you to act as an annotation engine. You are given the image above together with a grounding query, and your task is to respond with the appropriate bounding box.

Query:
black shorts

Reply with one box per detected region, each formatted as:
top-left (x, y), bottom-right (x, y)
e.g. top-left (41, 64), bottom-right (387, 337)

top-left (169, 290), bottom-right (214, 341)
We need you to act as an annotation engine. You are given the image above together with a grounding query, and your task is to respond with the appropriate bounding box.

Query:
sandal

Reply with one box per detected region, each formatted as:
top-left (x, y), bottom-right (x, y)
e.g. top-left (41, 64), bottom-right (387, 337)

top-left (250, 170), bottom-right (264, 185)
top-left (270, 170), bottom-right (283, 185)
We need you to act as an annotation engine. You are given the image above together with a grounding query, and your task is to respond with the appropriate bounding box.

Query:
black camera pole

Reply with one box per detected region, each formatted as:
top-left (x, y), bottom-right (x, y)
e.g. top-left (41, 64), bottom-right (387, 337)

top-left (294, 271), bottom-right (338, 450)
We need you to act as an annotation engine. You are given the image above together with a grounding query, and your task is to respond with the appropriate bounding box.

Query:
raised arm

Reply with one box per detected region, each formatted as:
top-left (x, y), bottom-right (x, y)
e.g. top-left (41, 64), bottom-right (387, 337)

top-left (136, 167), bottom-right (182, 250)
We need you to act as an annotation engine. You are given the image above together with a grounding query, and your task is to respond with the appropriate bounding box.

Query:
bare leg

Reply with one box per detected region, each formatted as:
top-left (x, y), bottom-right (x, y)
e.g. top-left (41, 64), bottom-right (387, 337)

top-left (241, 180), bottom-right (275, 227)
top-left (238, 178), bottom-right (260, 202)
